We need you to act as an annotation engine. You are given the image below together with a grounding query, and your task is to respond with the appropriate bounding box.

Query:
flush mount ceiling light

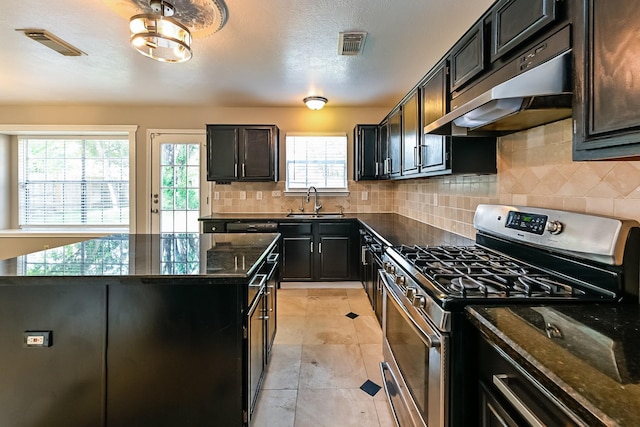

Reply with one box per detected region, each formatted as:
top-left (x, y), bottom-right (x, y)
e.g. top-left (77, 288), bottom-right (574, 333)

top-left (130, 0), bottom-right (192, 63)
top-left (304, 96), bottom-right (328, 110)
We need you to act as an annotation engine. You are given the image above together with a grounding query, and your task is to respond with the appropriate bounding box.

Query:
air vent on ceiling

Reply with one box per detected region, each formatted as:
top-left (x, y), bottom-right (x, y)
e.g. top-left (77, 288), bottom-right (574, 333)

top-left (16, 29), bottom-right (86, 56)
top-left (338, 31), bottom-right (367, 56)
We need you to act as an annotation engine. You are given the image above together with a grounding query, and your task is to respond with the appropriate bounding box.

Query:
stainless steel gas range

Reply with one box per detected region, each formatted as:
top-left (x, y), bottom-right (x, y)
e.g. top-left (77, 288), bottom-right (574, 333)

top-left (379, 204), bottom-right (640, 427)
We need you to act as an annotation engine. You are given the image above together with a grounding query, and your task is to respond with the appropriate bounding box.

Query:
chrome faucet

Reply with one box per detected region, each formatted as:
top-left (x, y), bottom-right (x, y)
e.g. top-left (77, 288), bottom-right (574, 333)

top-left (306, 186), bottom-right (322, 214)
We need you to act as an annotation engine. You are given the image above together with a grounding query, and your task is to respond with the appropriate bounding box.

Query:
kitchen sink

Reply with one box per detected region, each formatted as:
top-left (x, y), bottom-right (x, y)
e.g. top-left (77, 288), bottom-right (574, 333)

top-left (286, 213), bottom-right (345, 219)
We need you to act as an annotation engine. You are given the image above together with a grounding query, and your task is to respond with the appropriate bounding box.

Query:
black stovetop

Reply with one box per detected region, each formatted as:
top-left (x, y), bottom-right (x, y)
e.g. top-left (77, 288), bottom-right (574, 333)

top-left (391, 244), bottom-right (611, 302)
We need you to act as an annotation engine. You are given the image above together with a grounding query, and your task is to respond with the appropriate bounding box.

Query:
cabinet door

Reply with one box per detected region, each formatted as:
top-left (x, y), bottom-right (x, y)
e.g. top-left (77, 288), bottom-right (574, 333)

top-left (378, 120), bottom-right (390, 179)
top-left (419, 61), bottom-right (448, 174)
top-left (318, 235), bottom-right (351, 280)
top-left (491, 0), bottom-right (557, 61)
top-left (573, 0), bottom-right (640, 160)
top-left (241, 126), bottom-right (277, 181)
top-left (206, 126), bottom-right (238, 181)
top-left (107, 284), bottom-right (242, 427)
top-left (354, 125), bottom-right (379, 181)
top-left (280, 236), bottom-right (314, 280)
top-left (0, 285), bottom-right (106, 427)
top-left (401, 91), bottom-right (420, 176)
top-left (388, 108), bottom-right (402, 178)
top-left (248, 289), bottom-right (265, 417)
top-left (450, 21), bottom-right (485, 92)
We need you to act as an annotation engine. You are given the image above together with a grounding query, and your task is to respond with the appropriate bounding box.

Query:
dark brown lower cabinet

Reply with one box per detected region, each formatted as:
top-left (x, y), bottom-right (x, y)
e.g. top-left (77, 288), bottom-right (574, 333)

top-left (279, 220), bottom-right (359, 281)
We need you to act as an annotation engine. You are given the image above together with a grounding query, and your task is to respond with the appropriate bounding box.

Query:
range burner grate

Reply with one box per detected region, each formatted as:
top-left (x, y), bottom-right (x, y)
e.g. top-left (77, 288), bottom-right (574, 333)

top-left (393, 245), bottom-right (585, 299)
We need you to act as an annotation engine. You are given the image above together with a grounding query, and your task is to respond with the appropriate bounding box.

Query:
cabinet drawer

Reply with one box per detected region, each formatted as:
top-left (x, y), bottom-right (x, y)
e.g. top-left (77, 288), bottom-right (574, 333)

top-left (278, 223), bottom-right (312, 235)
top-left (202, 221), bottom-right (226, 233)
top-left (491, 0), bottom-right (558, 61)
top-left (318, 222), bottom-right (352, 235)
top-left (450, 21), bottom-right (485, 92)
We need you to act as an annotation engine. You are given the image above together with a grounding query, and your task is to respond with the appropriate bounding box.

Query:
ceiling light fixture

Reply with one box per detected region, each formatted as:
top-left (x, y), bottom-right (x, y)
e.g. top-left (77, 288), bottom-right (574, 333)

top-left (129, 0), bottom-right (192, 63)
top-left (304, 96), bottom-right (328, 110)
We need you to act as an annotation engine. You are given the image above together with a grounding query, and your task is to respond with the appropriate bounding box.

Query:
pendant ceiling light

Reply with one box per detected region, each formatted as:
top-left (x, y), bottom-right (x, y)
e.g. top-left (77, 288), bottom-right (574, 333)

top-left (130, 0), bottom-right (192, 63)
top-left (304, 96), bottom-right (328, 110)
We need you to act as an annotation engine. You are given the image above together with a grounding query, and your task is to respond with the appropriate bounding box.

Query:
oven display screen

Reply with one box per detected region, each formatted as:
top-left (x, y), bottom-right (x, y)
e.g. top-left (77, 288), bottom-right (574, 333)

top-left (505, 211), bottom-right (547, 235)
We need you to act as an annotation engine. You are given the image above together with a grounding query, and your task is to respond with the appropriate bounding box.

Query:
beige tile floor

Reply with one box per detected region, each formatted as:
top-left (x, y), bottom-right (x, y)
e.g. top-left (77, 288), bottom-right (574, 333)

top-left (251, 284), bottom-right (395, 427)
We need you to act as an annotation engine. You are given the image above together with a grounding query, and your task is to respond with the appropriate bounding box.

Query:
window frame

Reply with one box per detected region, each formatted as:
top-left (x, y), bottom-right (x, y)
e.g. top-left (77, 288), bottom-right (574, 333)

top-left (284, 132), bottom-right (349, 193)
top-left (1, 125), bottom-right (138, 233)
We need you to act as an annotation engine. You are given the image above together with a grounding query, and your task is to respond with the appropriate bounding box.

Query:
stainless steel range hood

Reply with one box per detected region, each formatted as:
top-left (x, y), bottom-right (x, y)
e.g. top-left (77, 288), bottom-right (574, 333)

top-left (424, 50), bottom-right (572, 136)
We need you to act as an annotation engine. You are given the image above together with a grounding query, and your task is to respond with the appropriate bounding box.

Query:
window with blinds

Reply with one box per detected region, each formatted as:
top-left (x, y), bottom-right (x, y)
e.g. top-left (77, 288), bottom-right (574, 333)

top-left (285, 134), bottom-right (347, 190)
top-left (18, 137), bottom-right (130, 228)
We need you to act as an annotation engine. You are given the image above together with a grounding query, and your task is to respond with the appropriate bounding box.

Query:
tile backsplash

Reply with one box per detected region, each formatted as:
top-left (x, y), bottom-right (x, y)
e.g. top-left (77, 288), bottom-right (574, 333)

top-left (395, 118), bottom-right (640, 238)
top-left (211, 119), bottom-right (640, 239)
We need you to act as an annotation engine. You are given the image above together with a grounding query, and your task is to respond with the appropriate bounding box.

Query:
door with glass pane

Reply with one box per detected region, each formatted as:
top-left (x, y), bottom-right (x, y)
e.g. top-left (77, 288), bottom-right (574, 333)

top-left (150, 132), bottom-right (209, 234)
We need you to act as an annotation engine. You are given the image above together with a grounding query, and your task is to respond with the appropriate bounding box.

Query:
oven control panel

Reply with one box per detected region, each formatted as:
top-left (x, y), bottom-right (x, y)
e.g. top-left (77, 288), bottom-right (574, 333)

top-left (505, 211), bottom-right (548, 235)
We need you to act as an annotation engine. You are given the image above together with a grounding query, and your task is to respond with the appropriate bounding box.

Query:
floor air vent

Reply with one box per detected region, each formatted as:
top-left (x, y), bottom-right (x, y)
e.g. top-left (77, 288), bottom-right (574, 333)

top-left (16, 29), bottom-right (86, 56)
top-left (338, 31), bottom-right (367, 56)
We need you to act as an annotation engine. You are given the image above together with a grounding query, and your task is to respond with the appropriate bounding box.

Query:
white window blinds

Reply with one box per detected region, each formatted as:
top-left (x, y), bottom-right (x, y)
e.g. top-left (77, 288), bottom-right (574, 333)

top-left (18, 137), bottom-right (130, 227)
top-left (285, 134), bottom-right (347, 190)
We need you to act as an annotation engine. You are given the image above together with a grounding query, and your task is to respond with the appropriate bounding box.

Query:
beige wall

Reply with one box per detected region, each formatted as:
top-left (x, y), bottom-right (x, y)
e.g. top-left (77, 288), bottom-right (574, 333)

top-left (0, 105), bottom-right (392, 258)
top-left (0, 134), bottom-right (9, 229)
top-left (0, 104), bottom-right (389, 235)
top-left (2, 106), bottom-right (639, 256)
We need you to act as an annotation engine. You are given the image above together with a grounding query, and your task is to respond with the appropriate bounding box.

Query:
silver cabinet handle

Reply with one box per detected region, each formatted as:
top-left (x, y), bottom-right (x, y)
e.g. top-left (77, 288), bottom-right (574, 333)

top-left (493, 374), bottom-right (545, 427)
top-left (414, 146), bottom-right (419, 167)
top-left (310, 242), bottom-right (313, 253)
top-left (234, 163), bottom-right (238, 178)
top-left (319, 243), bottom-right (322, 254)
top-left (242, 163), bottom-right (246, 177)
top-left (361, 246), bottom-right (367, 264)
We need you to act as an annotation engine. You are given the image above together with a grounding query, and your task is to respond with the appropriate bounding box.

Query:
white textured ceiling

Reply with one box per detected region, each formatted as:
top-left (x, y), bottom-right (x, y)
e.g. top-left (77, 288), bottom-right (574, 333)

top-left (0, 0), bottom-right (494, 108)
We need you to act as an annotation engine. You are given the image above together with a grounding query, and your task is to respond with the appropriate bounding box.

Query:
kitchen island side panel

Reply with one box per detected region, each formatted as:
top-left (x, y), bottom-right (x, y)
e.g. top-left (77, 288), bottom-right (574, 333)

top-left (0, 284), bottom-right (106, 427)
top-left (106, 281), bottom-right (243, 427)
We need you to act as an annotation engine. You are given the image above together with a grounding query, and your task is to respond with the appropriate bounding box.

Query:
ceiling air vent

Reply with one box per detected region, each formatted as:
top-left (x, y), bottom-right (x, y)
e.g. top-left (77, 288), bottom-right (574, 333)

top-left (16, 29), bottom-right (86, 56)
top-left (338, 31), bottom-right (367, 56)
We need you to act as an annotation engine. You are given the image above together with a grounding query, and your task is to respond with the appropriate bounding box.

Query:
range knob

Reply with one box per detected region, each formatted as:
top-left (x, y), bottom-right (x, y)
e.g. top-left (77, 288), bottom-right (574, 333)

top-left (546, 220), bottom-right (563, 235)
top-left (406, 286), bottom-right (418, 299)
top-left (395, 275), bottom-right (406, 286)
top-left (383, 262), bottom-right (396, 274)
top-left (412, 295), bottom-right (426, 309)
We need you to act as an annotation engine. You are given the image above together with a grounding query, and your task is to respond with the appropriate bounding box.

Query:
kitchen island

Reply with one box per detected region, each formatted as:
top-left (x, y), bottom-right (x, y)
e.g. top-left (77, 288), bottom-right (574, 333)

top-left (0, 232), bottom-right (279, 427)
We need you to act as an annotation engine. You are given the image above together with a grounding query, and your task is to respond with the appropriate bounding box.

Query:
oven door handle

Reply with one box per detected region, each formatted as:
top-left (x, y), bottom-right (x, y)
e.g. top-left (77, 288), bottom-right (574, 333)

top-left (493, 374), bottom-right (545, 427)
top-left (380, 270), bottom-right (441, 349)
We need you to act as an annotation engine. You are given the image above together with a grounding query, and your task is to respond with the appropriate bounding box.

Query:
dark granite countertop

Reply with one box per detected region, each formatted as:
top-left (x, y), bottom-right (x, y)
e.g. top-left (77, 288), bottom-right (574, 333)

top-left (0, 233), bottom-right (279, 281)
top-left (199, 213), bottom-right (473, 247)
top-left (467, 304), bottom-right (640, 426)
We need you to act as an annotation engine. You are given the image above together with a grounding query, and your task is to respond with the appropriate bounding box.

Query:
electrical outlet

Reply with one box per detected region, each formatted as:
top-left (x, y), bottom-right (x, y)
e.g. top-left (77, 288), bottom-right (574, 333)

top-left (272, 191), bottom-right (281, 198)
top-left (362, 191), bottom-right (368, 201)
top-left (256, 191), bottom-right (263, 200)
top-left (214, 192), bottom-right (220, 200)
top-left (240, 191), bottom-right (246, 200)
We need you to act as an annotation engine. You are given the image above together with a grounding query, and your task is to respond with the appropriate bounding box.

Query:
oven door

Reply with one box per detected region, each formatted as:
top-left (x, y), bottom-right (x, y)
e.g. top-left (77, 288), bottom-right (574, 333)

top-left (379, 270), bottom-right (447, 427)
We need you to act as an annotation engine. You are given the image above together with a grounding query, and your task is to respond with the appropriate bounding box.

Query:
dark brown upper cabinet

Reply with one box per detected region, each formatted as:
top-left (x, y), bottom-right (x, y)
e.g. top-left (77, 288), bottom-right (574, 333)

top-left (206, 125), bottom-right (279, 182)
top-left (491, 0), bottom-right (558, 62)
top-left (387, 107), bottom-right (402, 179)
top-left (419, 60), bottom-right (448, 174)
top-left (354, 124), bottom-right (380, 181)
top-left (401, 90), bottom-right (420, 177)
top-left (573, 0), bottom-right (640, 160)
top-left (450, 21), bottom-right (485, 92)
